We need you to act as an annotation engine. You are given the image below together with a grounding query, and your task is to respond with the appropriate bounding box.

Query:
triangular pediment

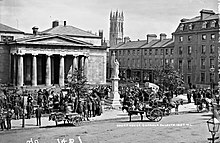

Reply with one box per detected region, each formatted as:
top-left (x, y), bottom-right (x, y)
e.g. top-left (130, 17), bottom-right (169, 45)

top-left (15, 34), bottom-right (93, 46)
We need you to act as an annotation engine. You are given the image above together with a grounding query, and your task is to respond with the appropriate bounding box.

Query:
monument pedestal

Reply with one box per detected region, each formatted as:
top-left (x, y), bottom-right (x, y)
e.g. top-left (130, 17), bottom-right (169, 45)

top-left (111, 77), bottom-right (121, 109)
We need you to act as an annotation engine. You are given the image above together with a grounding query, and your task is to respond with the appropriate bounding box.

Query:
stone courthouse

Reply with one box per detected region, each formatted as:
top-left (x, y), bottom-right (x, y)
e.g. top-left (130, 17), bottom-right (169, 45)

top-left (0, 21), bottom-right (107, 87)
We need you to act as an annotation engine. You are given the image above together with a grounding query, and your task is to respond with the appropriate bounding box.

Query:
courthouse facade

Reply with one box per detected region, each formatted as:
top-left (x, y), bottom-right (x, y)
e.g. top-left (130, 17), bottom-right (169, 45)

top-left (1, 21), bottom-right (107, 87)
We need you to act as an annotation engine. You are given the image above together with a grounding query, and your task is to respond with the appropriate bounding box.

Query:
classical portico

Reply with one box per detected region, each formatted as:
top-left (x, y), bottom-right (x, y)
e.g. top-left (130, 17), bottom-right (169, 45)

top-left (11, 52), bottom-right (89, 87)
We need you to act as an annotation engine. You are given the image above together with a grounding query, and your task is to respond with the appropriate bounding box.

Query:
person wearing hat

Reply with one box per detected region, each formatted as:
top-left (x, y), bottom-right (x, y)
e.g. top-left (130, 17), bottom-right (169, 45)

top-left (35, 106), bottom-right (42, 126)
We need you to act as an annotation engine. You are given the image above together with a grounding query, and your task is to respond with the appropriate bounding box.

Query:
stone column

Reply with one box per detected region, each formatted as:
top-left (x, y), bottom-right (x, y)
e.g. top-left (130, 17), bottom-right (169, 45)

top-left (80, 56), bottom-right (84, 75)
top-left (46, 54), bottom-right (52, 86)
top-left (84, 56), bottom-right (89, 79)
top-left (72, 55), bottom-right (78, 72)
top-left (17, 54), bottom-right (24, 86)
top-left (32, 54), bottom-right (37, 86)
top-left (13, 54), bottom-right (17, 85)
top-left (59, 54), bottom-right (65, 87)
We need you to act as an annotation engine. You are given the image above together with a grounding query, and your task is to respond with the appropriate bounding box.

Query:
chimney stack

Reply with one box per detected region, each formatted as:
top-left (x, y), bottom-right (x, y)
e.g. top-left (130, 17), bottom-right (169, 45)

top-left (147, 34), bottom-right (157, 43)
top-left (200, 9), bottom-right (215, 20)
top-left (52, 20), bottom-right (59, 28)
top-left (64, 21), bottom-right (66, 26)
top-left (32, 26), bottom-right (39, 36)
top-left (124, 37), bottom-right (130, 43)
top-left (160, 33), bottom-right (167, 41)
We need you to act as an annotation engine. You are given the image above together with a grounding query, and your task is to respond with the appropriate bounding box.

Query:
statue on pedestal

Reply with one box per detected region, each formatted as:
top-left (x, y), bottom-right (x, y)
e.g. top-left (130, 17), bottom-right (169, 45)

top-left (110, 52), bottom-right (121, 109)
top-left (111, 52), bottom-right (119, 79)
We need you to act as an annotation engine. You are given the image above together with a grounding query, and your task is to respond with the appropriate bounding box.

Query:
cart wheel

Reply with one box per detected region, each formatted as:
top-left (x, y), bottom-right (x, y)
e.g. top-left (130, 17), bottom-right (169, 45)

top-left (165, 108), bottom-right (171, 116)
top-left (75, 117), bottom-right (82, 126)
top-left (150, 108), bottom-right (163, 122)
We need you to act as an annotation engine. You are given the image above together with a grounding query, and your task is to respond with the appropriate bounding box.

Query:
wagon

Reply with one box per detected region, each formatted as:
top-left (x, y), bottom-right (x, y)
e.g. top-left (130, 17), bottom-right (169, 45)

top-left (127, 105), bottom-right (163, 122)
top-left (49, 111), bottom-right (83, 126)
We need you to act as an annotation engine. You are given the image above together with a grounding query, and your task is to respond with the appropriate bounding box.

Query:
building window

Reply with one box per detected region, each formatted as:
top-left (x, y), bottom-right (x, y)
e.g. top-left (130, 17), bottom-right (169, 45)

top-left (179, 47), bottom-right (183, 55)
top-left (210, 73), bottom-right (214, 83)
top-left (202, 21), bottom-right (208, 28)
top-left (161, 59), bottom-right (163, 66)
top-left (128, 50), bottom-right (130, 55)
top-left (155, 58), bottom-right (159, 65)
top-left (170, 59), bottom-right (174, 65)
top-left (210, 45), bottom-right (215, 54)
top-left (179, 24), bottom-right (184, 31)
top-left (187, 75), bottom-right (191, 84)
top-left (165, 59), bottom-right (169, 65)
top-left (188, 46), bottom-right (192, 55)
top-left (201, 45), bottom-right (206, 54)
top-left (179, 60), bottom-right (182, 71)
top-left (165, 49), bottom-right (169, 55)
top-left (201, 59), bottom-right (205, 69)
top-left (137, 50), bottom-right (140, 55)
top-left (161, 49), bottom-right (164, 55)
top-left (201, 73), bottom-right (205, 83)
top-left (144, 59), bottom-right (147, 67)
top-left (211, 20), bottom-right (216, 28)
top-left (149, 59), bottom-right (152, 67)
top-left (155, 49), bottom-right (158, 55)
top-left (144, 49), bottom-right (147, 55)
top-left (1, 35), bottom-right (14, 42)
top-left (211, 34), bottom-right (215, 40)
top-left (133, 50), bottom-right (135, 55)
top-left (188, 35), bottom-right (192, 41)
top-left (202, 34), bottom-right (206, 40)
top-left (149, 49), bottom-right (152, 55)
top-left (210, 58), bottom-right (214, 68)
top-left (188, 23), bottom-right (193, 30)
top-left (119, 50), bottom-right (121, 55)
top-left (170, 49), bottom-right (174, 55)
top-left (179, 36), bottom-right (183, 42)
top-left (187, 60), bottom-right (191, 71)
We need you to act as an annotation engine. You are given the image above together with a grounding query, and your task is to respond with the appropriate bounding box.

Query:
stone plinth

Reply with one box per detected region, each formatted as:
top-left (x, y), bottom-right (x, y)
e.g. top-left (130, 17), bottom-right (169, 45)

top-left (111, 77), bottom-right (121, 109)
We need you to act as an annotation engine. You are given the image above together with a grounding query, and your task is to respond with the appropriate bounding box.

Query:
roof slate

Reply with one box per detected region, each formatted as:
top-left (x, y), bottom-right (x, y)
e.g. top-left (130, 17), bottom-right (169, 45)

top-left (42, 25), bottom-right (100, 38)
top-left (0, 23), bottom-right (24, 33)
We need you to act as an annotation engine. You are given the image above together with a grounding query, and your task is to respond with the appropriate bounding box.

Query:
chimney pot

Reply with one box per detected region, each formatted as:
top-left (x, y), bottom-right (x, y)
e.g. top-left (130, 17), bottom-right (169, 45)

top-left (146, 34), bottom-right (157, 43)
top-left (52, 20), bottom-right (59, 28)
top-left (64, 21), bottom-right (66, 26)
top-left (160, 33), bottom-right (167, 41)
top-left (32, 26), bottom-right (39, 35)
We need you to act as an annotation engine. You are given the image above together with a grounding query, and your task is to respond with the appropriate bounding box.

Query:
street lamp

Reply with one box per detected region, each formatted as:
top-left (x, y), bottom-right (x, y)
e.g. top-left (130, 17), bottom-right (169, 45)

top-left (210, 66), bottom-right (215, 98)
top-left (207, 117), bottom-right (220, 143)
top-left (21, 86), bottom-right (25, 128)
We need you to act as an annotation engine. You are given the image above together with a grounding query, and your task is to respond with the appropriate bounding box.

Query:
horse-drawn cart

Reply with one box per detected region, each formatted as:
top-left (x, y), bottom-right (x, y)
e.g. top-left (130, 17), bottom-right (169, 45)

top-left (49, 111), bottom-right (83, 126)
top-left (127, 105), bottom-right (163, 122)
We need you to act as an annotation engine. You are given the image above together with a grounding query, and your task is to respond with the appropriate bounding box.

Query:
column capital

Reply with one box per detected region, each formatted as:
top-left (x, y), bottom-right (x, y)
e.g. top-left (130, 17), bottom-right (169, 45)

top-left (17, 53), bottom-right (25, 56)
top-left (46, 54), bottom-right (53, 57)
top-left (60, 54), bottom-right (66, 57)
top-left (73, 54), bottom-right (79, 57)
top-left (32, 53), bottom-right (38, 56)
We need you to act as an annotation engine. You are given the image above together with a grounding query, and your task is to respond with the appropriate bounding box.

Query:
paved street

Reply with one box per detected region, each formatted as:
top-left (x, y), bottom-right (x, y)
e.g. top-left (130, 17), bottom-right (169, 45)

top-left (0, 111), bottom-right (215, 143)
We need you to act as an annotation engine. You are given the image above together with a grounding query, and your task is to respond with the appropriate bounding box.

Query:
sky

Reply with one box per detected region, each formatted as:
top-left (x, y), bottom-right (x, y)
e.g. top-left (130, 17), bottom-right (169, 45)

top-left (0, 0), bottom-right (218, 41)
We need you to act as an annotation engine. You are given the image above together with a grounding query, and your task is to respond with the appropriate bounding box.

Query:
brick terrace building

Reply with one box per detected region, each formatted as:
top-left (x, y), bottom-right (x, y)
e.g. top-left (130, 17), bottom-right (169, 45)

top-left (109, 34), bottom-right (174, 84)
top-left (172, 9), bottom-right (220, 88)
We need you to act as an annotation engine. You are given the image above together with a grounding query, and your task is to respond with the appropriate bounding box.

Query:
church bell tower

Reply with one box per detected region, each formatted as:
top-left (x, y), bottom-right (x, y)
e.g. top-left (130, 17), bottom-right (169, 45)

top-left (109, 10), bottom-right (124, 47)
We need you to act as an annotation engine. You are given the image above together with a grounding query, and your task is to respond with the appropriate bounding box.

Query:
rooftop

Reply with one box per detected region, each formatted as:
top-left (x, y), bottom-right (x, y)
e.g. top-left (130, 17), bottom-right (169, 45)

top-left (41, 25), bottom-right (100, 38)
top-left (0, 23), bottom-right (24, 34)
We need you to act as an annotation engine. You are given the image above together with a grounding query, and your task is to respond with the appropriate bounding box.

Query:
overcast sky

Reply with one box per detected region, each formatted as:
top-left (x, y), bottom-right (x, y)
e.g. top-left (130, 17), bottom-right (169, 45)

top-left (0, 0), bottom-right (218, 40)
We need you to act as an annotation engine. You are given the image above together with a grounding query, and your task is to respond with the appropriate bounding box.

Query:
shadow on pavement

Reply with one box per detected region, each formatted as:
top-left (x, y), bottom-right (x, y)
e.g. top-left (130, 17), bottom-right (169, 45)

top-left (116, 119), bottom-right (153, 123)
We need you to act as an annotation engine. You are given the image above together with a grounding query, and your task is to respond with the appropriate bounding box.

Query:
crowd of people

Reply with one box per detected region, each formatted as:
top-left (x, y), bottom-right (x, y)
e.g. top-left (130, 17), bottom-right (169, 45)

top-left (0, 83), bottom-right (219, 130)
top-left (0, 85), bottom-right (112, 130)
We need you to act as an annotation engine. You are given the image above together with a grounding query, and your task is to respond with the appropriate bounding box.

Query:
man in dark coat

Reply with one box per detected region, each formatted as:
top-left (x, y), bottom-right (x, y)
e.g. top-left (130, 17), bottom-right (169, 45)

top-left (35, 106), bottom-right (42, 126)
top-left (6, 108), bottom-right (12, 130)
